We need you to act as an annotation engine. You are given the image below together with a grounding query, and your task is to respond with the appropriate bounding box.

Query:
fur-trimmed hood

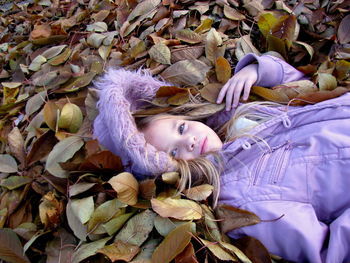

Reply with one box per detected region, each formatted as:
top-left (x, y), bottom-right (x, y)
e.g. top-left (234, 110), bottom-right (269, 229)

top-left (92, 68), bottom-right (176, 178)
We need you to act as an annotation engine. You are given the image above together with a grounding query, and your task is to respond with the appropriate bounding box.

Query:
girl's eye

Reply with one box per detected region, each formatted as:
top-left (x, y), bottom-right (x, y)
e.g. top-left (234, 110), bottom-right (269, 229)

top-left (170, 148), bottom-right (177, 157)
top-left (179, 123), bottom-right (185, 134)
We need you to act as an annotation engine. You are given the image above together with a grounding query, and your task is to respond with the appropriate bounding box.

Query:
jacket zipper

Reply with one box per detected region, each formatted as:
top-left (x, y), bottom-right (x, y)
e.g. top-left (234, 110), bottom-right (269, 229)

top-left (270, 144), bottom-right (291, 184)
top-left (252, 153), bottom-right (268, 185)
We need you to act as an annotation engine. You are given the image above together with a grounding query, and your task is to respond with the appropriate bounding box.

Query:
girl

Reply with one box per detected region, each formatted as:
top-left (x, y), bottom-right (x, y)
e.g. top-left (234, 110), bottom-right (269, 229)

top-left (93, 53), bottom-right (350, 263)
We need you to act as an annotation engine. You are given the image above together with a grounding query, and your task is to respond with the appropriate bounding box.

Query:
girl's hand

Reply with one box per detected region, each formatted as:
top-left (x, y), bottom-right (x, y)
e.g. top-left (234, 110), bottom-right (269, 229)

top-left (216, 64), bottom-right (258, 111)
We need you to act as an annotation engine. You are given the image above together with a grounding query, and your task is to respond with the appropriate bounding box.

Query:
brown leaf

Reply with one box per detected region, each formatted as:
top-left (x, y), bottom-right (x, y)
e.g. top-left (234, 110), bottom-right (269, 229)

top-left (79, 150), bottom-right (123, 171)
top-left (139, 179), bottom-right (156, 200)
top-left (168, 91), bottom-right (190, 106)
top-left (251, 80), bottom-right (317, 103)
top-left (292, 87), bottom-right (349, 106)
top-left (27, 130), bottom-right (58, 166)
top-left (8, 127), bottom-right (26, 168)
top-left (233, 236), bottom-right (271, 263)
top-left (151, 197), bottom-right (202, 220)
top-left (43, 101), bottom-right (59, 131)
top-left (39, 192), bottom-right (64, 229)
top-left (171, 46), bottom-right (204, 63)
top-left (223, 5), bottom-right (246, 21)
top-left (30, 24), bottom-right (52, 40)
top-left (84, 139), bottom-right (101, 156)
top-left (109, 172), bottom-right (139, 205)
top-left (175, 242), bottom-right (199, 263)
top-left (272, 15), bottom-right (297, 42)
top-left (152, 222), bottom-right (193, 263)
top-left (337, 14), bottom-right (350, 44)
top-left (200, 83), bottom-right (223, 103)
top-left (160, 60), bottom-right (210, 86)
top-left (175, 29), bottom-right (203, 44)
top-left (215, 56), bottom-right (232, 84)
top-left (156, 86), bottom-right (187, 97)
top-left (216, 204), bottom-right (261, 233)
top-left (97, 240), bottom-right (140, 262)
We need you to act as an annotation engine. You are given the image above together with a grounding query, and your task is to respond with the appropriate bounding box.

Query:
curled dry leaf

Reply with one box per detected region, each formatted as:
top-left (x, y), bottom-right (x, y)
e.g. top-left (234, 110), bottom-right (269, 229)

top-left (39, 192), bottom-right (63, 228)
top-left (43, 101), bottom-right (59, 131)
top-left (224, 5), bottom-right (246, 21)
top-left (108, 172), bottom-right (139, 205)
top-left (215, 56), bottom-right (232, 83)
top-left (183, 184), bottom-right (214, 201)
top-left (58, 102), bottom-right (83, 133)
top-left (151, 197), bottom-right (203, 220)
top-left (215, 204), bottom-right (261, 233)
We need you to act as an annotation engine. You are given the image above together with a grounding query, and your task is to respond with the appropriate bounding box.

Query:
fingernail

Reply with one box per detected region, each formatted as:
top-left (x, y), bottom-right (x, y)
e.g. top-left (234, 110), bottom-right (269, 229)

top-left (216, 100), bottom-right (220, 104)
top-left (226, 107), bottom-right (230, 111)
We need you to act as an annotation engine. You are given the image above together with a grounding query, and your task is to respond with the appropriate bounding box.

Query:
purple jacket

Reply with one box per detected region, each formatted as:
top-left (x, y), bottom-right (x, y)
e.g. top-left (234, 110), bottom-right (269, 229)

top-left (219, 54), bottom-right (350, 263)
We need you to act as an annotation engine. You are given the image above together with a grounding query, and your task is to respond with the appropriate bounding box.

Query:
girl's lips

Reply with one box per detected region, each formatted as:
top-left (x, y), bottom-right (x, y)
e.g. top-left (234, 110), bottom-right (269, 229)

top-left (200, 137), bottom-right (207, 155)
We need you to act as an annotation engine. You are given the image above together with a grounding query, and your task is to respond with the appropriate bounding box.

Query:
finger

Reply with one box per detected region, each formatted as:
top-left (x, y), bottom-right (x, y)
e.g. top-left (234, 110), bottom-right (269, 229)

top-left (232, 81), bottom-right (244, 108)
top-left (225, 82), bottom-right (236, 111)
top-left (216, 80), bottom-right (232, 103)
top-left (242, 80), bottom-right (254, 101)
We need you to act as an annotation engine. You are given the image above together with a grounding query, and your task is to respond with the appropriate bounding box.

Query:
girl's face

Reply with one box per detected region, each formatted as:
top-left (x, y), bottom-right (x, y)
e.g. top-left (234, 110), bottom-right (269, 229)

top-left (142, 118), bottom-right (223, 160)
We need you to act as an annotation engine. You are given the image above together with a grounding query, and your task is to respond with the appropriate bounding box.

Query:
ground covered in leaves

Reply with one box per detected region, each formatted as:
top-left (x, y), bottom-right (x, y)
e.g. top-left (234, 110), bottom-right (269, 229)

top-left (0, 0), bottom-right (349, 262)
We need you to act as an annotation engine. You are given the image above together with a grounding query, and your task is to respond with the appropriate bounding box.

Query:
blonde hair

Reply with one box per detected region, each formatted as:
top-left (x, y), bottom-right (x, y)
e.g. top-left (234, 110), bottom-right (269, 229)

top-left (136, 101), bottom-right (280, 206)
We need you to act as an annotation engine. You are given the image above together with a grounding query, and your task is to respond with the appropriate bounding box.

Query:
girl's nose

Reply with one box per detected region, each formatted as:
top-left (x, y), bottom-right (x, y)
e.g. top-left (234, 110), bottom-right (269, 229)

top-left (187, 136), bottom-right (196, 151)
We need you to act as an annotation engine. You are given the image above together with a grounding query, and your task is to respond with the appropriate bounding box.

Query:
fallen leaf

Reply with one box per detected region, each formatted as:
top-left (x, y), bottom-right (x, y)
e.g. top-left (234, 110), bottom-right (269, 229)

top-left (152, 222), bottom-right (193, 263)
top-left (183, 184), bottom-right (213, 201)
top-left (45, 136), bottom-right (84, 178)
top-left (215, 204), bottom-right (261, 233)
top-left (98, 240), bottom-right (140, 262)
top-left (337, 14), bottom-right (350, 44)
top-left (149, 43), bottom-right (171, 65)
top-left (317, 73), bottom-right (337, 91)
top-left (39, 192), bottom-right (63, 228)
top-left (41, 45), bottom-right (67, 59)
top-left (58, 102), bottom-right (83, 133)
top-left (0, 176), bottom-right (32, 190)
top-left (43, 101), bottom-right (59, 131)
top-left (224, 5), bottom-right (246, 21)
top-left (114, 209), bottom-right (156, 246)
top-left (176, 29), bottom-right (203, 44)
top-left (0, 154), bottom-right (18, 173)
top-left (200, 83), bottom-right (223, 103)
top-left (161, 60), bottom-right (210, 86)
top-left (151, 197), bottom-right (203, 220)
top-left (8, 127), bottom-right (26, 167)
top-left (70, 196), bottom-right (94, 224)
top-left (215, 56), bottom-right (232, 83)
top-left (79, 150), bottom-right (123, 171)
top-left (71, 237), bottom-right (111, 263)
top-left (199, 237), bottom-right (238, 261)
top-left (109, 172), bottom-right (139, 205)
top-left (175, 242), bottom-right (199, 263)
top-left (0, 228), bottom-right (30, 263)
top-left (48, 47), bottom-right (72, 66)
top-left (205, 28), bottom-right (224, 64)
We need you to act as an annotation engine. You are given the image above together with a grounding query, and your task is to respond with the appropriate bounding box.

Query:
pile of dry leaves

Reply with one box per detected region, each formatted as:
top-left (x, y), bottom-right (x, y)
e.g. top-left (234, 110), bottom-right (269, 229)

top-left (0, 0), bottom-right (349, 262)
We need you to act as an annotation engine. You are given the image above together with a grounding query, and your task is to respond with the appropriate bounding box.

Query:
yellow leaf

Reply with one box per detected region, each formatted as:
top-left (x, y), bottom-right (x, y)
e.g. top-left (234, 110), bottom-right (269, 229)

top-left (215, 57), bottom-right (231, 83)
top-left (48, 48), bottom-right (71, 66)
top-left (58, 102), bottom-right (83, 133)
top-left (151, 197), bottom-right (202, 220)
top-left (109, 172), bottom-right (139, 205)
top-left (152, 222), bottom-right (193, 263)
top-left (161, 172), bottom-right (180, 185)
top-left (97, 240), bottom-right (140, 262)
top-left (199, 238), bottom-right (238, 261)
top-left (183, 184), bottom-right (213, 201)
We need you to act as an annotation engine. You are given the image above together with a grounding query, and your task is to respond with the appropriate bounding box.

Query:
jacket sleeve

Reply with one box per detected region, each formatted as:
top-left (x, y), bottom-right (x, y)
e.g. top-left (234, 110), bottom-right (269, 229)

top-left (235, 53), bottom-right (305, 87)
top-left (227, 200), bottom-right (327, 263)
